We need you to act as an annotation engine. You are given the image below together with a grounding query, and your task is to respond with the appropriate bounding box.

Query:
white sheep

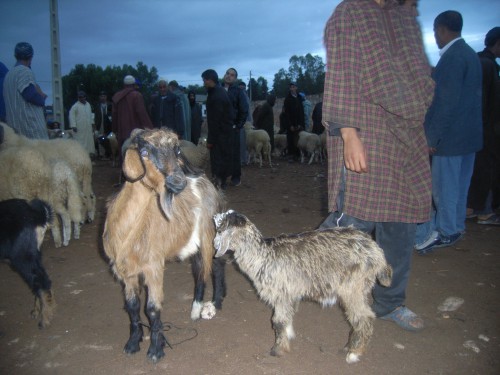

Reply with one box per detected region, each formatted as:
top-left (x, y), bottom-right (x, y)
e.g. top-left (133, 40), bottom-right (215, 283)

top-left (273, 133), bottom-right (287, 158)
top-left (0, 147), bottom-right (83, 247)
top-left (49, 160), bottom-right (83, 246)
top-left (0, 122), bottom-right (95, 223)
top-left (244, 123), bottom-right (272, 167)
top-left (180, 140), bottom-right (210, 172)
top-left (297, 131), bottom-right (322, 165)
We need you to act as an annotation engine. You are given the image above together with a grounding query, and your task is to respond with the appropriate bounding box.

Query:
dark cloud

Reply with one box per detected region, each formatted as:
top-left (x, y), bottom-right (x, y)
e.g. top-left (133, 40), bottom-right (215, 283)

top-left (1, 0), bottom-right (498, 104)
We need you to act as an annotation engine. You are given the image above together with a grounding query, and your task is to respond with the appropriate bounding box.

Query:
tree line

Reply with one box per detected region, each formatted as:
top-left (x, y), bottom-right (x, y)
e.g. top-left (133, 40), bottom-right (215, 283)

top-left (61, 53), bottom-right (325, 109)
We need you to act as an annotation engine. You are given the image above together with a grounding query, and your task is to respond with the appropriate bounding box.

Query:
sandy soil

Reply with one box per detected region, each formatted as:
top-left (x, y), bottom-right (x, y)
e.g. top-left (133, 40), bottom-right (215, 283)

top-left (1, 158), bottom-right (499, 375)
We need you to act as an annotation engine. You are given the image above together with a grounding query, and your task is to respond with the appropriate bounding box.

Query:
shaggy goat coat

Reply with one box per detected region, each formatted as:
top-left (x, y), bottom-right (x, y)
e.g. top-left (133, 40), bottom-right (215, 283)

top-left (213, 210), bottom-right (392, 364)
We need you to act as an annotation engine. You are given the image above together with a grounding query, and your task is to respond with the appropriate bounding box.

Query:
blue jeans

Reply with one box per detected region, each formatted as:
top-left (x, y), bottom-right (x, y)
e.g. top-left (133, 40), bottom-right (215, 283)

top-left (415, 153), bottom-right (475, 244)
top-left (320, 212), bottom-right (416, 317)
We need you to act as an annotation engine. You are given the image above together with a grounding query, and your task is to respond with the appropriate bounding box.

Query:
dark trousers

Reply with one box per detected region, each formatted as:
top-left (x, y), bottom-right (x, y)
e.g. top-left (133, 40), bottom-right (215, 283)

top-left (319, 167), bottom-right (416, 316)
top-left (210, 132), bottom-right (232, 183)
top-left (467, 134), bottom-right (500, 211)
top-left (231, 128), bottom-right (241, 181)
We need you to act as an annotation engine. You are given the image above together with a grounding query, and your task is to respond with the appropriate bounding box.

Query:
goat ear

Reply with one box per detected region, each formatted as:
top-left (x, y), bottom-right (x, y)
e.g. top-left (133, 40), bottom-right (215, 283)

top-left (214, 232), bottom-right (232, 258)
top-left (123, 149), bottom-right (145, 182)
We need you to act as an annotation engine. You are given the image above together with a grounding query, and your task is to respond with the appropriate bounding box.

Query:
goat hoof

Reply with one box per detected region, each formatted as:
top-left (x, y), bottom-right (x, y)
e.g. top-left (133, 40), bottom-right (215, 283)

top-left (346, 352), bottom-right (360, 364)
top-left (123, 341), bottom-right (141, 355)
top-left (270, 346), bottom-right (284, 357)
top-left (201, 302), bottom-right (216, 320)
top-left (147, 348), bottom-right (165, 363)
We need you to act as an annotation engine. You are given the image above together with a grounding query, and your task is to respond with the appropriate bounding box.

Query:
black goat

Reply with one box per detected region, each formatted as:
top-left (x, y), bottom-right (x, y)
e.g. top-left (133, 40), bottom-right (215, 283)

top-left (0, 198), bottom-right (55, 328)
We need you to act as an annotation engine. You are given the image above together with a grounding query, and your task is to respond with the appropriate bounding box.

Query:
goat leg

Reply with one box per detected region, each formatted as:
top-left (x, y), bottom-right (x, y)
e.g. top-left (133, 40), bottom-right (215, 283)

top-left (190, 254), bottom-right (206, 319)
top-left (270, 303), bottom-right (295, 356)
top-left (145, 303), bottom-right (166, 362)
top-left (123, 296), bottom-right (143, 355)
top-left (211, 257), bottom-right (226, 310)
top-left (342, 294), bottom-right (375, 363)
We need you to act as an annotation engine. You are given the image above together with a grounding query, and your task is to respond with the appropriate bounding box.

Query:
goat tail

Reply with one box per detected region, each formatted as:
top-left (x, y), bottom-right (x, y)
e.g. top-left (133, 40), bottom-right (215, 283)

top-left (377, 264), bottom-right (393, 287)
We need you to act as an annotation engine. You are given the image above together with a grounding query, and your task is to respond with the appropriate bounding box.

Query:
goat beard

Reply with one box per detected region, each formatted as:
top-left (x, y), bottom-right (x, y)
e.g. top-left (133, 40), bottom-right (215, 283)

top-left (159, 189), bottom-right (174, 221)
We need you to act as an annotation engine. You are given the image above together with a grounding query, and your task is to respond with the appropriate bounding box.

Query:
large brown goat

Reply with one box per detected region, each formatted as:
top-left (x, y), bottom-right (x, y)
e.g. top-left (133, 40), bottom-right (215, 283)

top-left (102, 128), bottom-right (225, 362)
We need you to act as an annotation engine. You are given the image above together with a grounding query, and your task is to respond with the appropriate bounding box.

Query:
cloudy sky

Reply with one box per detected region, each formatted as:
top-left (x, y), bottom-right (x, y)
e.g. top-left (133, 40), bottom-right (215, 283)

top-left (1, 0), bottom-right (498, 105)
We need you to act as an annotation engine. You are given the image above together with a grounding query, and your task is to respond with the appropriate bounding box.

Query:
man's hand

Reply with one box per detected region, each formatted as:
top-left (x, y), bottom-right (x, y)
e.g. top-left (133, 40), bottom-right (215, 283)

top-left (340, 128), bottom-right (367, 173)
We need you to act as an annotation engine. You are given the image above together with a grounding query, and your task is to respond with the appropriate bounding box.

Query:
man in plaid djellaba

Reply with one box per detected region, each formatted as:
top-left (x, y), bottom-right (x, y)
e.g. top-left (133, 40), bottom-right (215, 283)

top-left (319, 0), bottom-right (435, 331)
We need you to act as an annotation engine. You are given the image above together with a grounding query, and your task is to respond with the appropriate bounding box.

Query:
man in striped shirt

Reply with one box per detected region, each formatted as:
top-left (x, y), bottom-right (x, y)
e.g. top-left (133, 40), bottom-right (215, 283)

top-left (3, 42), bottom-right (48, 139)
top-left (320, 0), bottom-right (435, 331)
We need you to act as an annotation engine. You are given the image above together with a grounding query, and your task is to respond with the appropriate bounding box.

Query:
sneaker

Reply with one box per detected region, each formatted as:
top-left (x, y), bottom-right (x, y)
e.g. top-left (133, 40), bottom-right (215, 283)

top-left (231, 178), bottom-right (241, 187)
top-left (417, 232), bottom-right (463, 255)
top-left (415, 230), bottom-right (439, 251)
top-left (434, 232), bottom-right (463, 248)
top-left (379, 306), bottom-right (424, 332)
top-left (477, 213), bottom-right (500, 225)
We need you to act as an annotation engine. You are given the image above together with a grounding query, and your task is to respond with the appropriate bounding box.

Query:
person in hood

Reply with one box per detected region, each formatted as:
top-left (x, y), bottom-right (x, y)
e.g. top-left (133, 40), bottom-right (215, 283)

top-left (111, 75), bottom-right (153, 150)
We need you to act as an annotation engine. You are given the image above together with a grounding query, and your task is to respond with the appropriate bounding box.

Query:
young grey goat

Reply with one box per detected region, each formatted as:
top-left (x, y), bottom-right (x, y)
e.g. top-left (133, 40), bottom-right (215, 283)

top-left (213, 210), bottom-right (392, 364)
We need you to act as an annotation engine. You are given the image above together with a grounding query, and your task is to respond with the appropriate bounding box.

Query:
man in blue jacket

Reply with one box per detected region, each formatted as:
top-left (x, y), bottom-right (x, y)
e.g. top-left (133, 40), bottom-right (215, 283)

top-left (416, 10), bottom-right (483, 254)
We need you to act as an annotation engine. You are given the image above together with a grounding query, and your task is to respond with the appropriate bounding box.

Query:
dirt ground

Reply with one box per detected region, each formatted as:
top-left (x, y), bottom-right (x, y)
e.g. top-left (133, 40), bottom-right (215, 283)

top-left (1, 157), bottom-right (499, 375)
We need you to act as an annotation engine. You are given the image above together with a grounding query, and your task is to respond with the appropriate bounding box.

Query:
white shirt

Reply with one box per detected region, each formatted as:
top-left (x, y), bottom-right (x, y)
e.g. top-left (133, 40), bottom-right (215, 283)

top-left (439, 37), bottom-right (462, 57)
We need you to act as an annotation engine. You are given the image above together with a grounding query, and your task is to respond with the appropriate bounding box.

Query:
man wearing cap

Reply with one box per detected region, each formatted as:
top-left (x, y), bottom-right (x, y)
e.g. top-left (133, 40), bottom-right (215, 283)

top-left (3, 42), bottom-right (48, 139)
top-left (69, 91), bottom-right (96, 158)
top-left (112, 75), bottom-right (153, 150)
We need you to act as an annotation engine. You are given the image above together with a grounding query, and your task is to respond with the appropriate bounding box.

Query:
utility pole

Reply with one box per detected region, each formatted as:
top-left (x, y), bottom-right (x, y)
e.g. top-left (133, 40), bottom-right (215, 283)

top-left (248, 70), bottom-right (252, 102)
top-left (49, 0), bottom-right (64, 127)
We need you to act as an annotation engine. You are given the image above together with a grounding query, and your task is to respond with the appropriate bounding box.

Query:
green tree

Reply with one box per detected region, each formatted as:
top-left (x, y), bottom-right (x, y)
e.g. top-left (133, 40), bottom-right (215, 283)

top-left (248, 76), bottom-right (269, 101)
top-left (62, 62), bottom-right (159, 113)
top-left (272, 54), bottom-right (325, 97)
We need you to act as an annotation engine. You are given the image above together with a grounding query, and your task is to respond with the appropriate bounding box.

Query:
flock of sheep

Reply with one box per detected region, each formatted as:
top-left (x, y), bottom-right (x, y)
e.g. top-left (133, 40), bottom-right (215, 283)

top-left (1, 123), bottom-right (391, 365)
top-left (0, 122), bottom-right (95, 248)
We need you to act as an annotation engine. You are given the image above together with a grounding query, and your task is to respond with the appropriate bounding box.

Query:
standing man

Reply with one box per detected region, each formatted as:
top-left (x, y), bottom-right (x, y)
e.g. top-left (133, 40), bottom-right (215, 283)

top-left (0, 62), bottom-right (8, 122)
top-left (254, 94), bottom-right (276, 152)
top-left (320, 0), bottom-right (435, 331)
top-left (69, 90), bottom-right (96, 158)
top-left (168, 80), bottom-right (190, 141)
top-left (3, 42), bottom-right (48, 139)
top-left (415, 11), bottom-right (483, 254)
top-left (150, 79), bottom-right (185, 139)
top-left (188, 90), bottom-right (203, 145)
top-left (112, 75), bottom-right (153, 151)
top-left (202, 69), bottom-right (233, 190)
top-left (93, 90), bottom-right (112, 158)
top-left (223, 68), bottom-right (248, 186)
top-left (238, 81), bottom-right (251, 165)
top-left (466, 27), bottom-right (500, 225)
top-left (283, 82), bottom-right (304, 161)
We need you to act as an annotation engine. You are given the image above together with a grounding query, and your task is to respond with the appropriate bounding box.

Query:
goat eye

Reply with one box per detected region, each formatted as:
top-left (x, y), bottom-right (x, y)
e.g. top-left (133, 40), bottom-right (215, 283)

top-left (141, 149), bottom-right (149, 157)
top-left (175, 146), bottom-right (181, 156)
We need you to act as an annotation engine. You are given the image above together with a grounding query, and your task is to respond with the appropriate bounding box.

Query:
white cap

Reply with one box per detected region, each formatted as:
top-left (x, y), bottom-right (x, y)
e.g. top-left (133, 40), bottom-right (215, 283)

top-left (123, 75), bottom-right (135, 85)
